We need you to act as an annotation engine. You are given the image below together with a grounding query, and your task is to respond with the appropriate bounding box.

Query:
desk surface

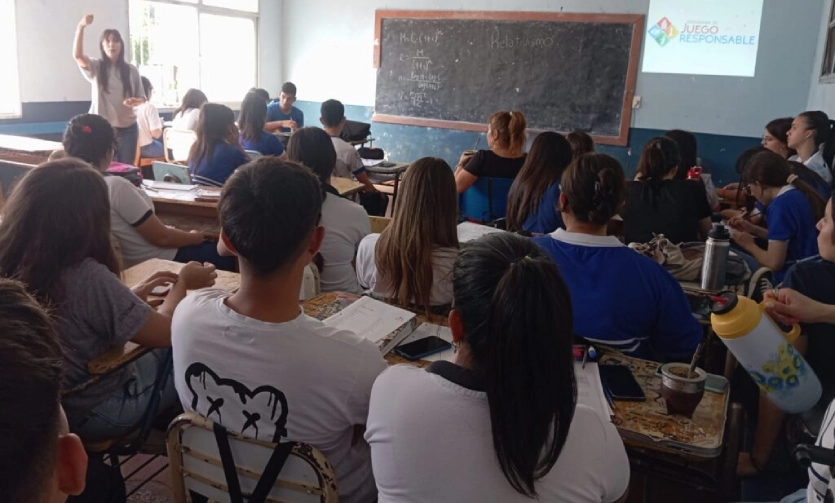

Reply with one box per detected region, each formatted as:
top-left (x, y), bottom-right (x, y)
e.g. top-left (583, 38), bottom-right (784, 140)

top-left (363, 161), bottom-right (410, 175)
top-left (147, 186), bottom-right (221, 209)
top-left (330, 177), bottom-right (365, 198)
top-left (157, 213), bottom-right (220, 240)
top-left (87, 259), bottom-right (241, 375)
top-left (0, 134), bottom-right (63, 154)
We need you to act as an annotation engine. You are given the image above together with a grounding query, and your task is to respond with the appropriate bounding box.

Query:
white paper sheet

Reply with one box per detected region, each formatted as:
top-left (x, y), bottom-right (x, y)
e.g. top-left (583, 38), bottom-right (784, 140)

top-left (574, 362), bottom-right (614, 421)
top-left (323, 296), bottom-right (415, 345)
top-left (457, 222), bottom-right (507, 243)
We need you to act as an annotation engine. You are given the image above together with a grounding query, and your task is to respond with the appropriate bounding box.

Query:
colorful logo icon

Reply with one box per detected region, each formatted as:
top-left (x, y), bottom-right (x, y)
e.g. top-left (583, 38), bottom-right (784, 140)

top-left (649, 17), bottom-right (679, 47)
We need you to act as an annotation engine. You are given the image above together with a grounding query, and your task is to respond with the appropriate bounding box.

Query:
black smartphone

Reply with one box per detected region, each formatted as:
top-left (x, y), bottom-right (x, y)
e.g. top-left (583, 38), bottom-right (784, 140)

top-left (394, 336), bottom-right (452, 361)
top-left (599, 364), bottom-right (646, 401)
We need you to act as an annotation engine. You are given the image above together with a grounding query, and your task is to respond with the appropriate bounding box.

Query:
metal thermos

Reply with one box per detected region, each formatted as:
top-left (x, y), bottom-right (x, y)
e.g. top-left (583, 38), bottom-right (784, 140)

top-left (701, 223), bottom-right (730, 291)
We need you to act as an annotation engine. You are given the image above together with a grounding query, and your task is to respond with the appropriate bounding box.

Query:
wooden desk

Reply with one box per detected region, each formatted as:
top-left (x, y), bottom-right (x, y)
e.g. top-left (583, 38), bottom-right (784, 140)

top-left (331, 177), bottom-right (364, 198)
top-left (0, 134), bottom-right (62, 165)
top-left (366, 162), bottom-right (410, 211)
top-left (157, 213), bottom-right (220, 240)
top-left (147, 186), bottom-right (221, 219)
top-left (86, 259), bottom-right (241, 375)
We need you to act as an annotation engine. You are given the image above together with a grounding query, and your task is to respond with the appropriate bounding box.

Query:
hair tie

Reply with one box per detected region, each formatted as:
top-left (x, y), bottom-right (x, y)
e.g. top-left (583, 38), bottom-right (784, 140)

top-left (81, 125), bottom-right (92, 134)
top-left (786, 174), bottom-right (799, 184)
top-left (592, 181), bottom-right (613, 207)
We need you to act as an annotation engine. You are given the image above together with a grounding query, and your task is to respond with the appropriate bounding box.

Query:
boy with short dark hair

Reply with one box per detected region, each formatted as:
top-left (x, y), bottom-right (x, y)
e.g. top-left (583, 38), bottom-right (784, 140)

top-left (172, 158), bottom-right (386, 503)
top-left (266, 82), bottom-right (304, 133)
top-left (0, 278), bottom-right (87, 503)
top-left (320, 99), bottom-right (377, 192)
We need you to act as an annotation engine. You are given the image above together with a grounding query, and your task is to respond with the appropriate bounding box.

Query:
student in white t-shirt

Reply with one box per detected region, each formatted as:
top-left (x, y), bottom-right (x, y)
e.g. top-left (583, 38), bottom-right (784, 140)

top-left (172, 158), bottom-right (387, 503)
top-left (365, 232), bottom-right (630, 502)
top-left (62, 114), bottom-right (235, 270)
top-left (320, 99), bottom-right (377, 192)
top-left (287, 127), bottom-right (370, 293)
top-left (787, 111), bottom-right (835, 185)
top-left (136, 76), bottom-right (164, 158)
top-left (356, 157), bottom-right (460, 309)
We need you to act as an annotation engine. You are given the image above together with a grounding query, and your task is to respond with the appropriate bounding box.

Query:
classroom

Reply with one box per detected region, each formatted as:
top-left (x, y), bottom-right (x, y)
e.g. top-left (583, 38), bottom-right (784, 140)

top-left (2, 0), bottom-right (835, 502)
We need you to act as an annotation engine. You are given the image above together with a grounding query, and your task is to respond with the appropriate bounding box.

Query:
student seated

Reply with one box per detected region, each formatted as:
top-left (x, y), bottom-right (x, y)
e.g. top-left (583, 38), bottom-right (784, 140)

top-left (171, 88), bottom-right (208, 131)
top-left (188, 103), bottom-right (249, 187)
top-left (0, 159), bottom-right (216, 440)
top-left (729, 151), bottom-right (824, 283)
top-left (736, 191), bottom-right (835, 496)
top-left (319, 99), bottom-right (377, 192)
top-left (238, 91), bottom-right (285, 157)
top-left (63, 114), bottom-right (234, 270)
top-left (365, 232), bottom-right (630, 502)
top-left (665, 128), bottom-right (719, 210)
top-left (621, 136), bottom-right (712, 244)
top-left (763, 117), bottom-right (796, 159)
top-left (787, 111), bottom-right (835, 185)
top-left (356, 157), bottom-right (460, 309)
top-left (567, 130), bottom-right (595, 159)
top-left (136, 76), bottom-right (164, 158)
top-left (287, 127), bottom-right (370, 293)
top-left (455, 110), bottom-right (527, 194)
top-left (172, 158), bottom-right (386, 503)
top-left (0, 279), bottom-right (88, 503)
top-left (248, 87), bottom-right (270, 102)
top-left (505, 131), bottom-right (573, 234)
top-left (532, 153), bottom-right (702, 361)
top-left (266, 81), bottom-right (304, 133)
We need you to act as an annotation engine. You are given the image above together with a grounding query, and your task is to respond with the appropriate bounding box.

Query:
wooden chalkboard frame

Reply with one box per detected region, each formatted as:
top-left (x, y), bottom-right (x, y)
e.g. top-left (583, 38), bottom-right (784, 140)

top-left (372, 10), bottom-right (645, 146)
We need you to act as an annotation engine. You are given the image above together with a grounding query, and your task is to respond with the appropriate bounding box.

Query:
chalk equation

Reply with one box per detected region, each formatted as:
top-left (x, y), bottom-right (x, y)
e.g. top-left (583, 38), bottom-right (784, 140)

top-left (397, 91), bottom-right (435, 107)
top-left (399, 49), bottom-right (432, 71)
top-left (490, 29), bottom-right (555, 50)
top-left (399, 30), bottom-right (443, 45)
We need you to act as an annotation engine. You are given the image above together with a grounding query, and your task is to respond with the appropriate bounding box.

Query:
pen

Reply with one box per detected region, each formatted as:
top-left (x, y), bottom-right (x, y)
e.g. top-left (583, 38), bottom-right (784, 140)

top-left (602, 383), bottom-right (617, 411)
top-left (581, 347), bottom-right (588, 369)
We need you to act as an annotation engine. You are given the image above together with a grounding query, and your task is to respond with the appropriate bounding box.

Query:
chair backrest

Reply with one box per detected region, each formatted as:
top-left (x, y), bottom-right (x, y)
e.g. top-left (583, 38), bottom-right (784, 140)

top-left (245, 150), bottom-right (263, 160)
top-left (459, 176), bottom-right (515, 223)
top-left (152, 161), bottom-right (192, 184)
top-left (299, 263), bottom-right (321, 301)
top-left (368, 215), bottom-right (391, 234)
top-left (164, 128), bottom-right (197, 163)
top-left (167, 413), bottom-right (338, 503)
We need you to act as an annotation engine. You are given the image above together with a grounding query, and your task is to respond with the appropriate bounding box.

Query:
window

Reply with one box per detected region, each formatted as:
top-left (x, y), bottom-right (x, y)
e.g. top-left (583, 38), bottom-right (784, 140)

top-left (129, 0), bottom-right (258, 107)
top-left (0, 0), bottom-right (21, 118)
top-left (821, 0), bottom-right (835, 81)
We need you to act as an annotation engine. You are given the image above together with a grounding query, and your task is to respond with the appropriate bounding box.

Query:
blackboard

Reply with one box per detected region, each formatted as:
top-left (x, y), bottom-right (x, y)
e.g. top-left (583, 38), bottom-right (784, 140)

top-left (372, 11), bottom-right (644, 146)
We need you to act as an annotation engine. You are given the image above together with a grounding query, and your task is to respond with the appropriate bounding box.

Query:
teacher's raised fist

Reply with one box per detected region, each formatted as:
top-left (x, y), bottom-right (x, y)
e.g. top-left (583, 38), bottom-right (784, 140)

top-left (78, 15), bottom-right (94, 28)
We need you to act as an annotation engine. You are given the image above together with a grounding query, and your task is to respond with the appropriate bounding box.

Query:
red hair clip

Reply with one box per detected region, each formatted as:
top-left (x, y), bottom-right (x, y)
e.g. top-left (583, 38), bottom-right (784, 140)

top-left (81, 125), bottom-right (92, 134)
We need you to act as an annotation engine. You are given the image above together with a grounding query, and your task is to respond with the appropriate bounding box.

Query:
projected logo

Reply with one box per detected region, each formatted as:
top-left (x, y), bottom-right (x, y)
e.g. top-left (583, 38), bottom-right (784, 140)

top-left (648, 17), bottom-right (679, 47)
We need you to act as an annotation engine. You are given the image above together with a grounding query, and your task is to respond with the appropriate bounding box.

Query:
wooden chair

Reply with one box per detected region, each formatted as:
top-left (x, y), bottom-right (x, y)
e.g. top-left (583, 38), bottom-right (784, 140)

top-left (300, 264), bottom-right (321, 301)
top-left (134, 140), bottom-right (165, 180)
top-left (163, 128), bottom-right (197, 164)
top-left (459, 176), bottom-right (514, 224)
top-left (368, 215), bottom-right (391, 234)
top-left (167, 412), bottom-right (338, 503)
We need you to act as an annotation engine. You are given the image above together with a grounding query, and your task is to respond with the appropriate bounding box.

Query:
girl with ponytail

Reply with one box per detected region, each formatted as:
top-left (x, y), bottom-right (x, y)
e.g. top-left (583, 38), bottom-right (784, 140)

top-left (622, 136), bottom-right (712, 244)
top-left (730, 151), bottom-right (823, 282)
top-left (455, 110), bottom-right (527, 194)
top-left (365, 232), bottom-right (630, 502)
top-left (787, 111), bottom-right (835, 185)
top-left (532, 153), bottom-right (702, 361)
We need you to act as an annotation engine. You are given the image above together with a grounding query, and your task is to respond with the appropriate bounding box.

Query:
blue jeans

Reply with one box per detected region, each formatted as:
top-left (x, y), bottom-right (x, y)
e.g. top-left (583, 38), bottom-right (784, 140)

top-left (738, 487), bottom-right (807, 503)
top-left (115, 122), bottom-right (139, 165)
top-left (140, 138), bottom-right (164, 158)
top-left (74, 349), bottom-right (178, 441)
top-left (175, 241), bottom-right (237, 271)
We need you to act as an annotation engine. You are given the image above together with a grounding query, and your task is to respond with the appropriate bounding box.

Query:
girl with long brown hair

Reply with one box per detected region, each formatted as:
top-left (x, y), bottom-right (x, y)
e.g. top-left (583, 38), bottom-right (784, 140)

top-left (455, 111), bottom-right (527, 194)
top-left (0, 159), bottom-right (216, 440)
top-left (188, 103), bottom-right (249, 187)
top-left (73, 14), bottom-right (146, 164)
top-left (357, 157), bottom-right (460, 308)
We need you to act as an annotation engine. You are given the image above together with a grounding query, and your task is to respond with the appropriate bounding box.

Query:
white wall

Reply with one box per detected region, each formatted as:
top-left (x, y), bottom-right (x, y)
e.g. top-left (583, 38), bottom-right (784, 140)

top-left (807, 0), bottom-right (835, 112)
top-left (15, 0), bottom-right (282, 104)
top-left (282, 0), bottom-right (823, 137)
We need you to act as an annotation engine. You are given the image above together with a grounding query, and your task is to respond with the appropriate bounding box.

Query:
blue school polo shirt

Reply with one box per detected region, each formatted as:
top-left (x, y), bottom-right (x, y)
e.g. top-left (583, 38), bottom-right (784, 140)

top-left (240, 131), bottom-right (285, 157)
top-left (765, 187), bottom-right (819, 282)
top-left (188, 143), bottom-right (249, 187)
top-left (522, 182), bottom-right (564, 234)
top-left (532, 229), bottom-right (702, 361)
top-left (266, 102), bottom-right (304, 132)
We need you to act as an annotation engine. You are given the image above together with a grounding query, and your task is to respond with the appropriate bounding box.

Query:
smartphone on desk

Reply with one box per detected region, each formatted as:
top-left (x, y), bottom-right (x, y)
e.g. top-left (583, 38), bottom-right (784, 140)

top-left (394, 336), bottom-right (452, 361)
top-left (599, 364), bottom-right (646, 401)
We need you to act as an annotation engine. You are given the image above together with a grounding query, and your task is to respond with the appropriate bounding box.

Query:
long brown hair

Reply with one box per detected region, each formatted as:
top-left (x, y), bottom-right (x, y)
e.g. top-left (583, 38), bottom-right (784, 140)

top-left (188, 103), bottom-right (241, 174)
top-left (561, 153), bottom-right (626, 226)
top-left (636, 136), bottom-right (681, 186)
top-left (506, 132), bottom-right (573, 232)
top-left (0, 159), bottom-right (120, 305)
top-left (172, 88), bottom-right (208, 119)
top-left (766, 118), bottom-right (796, 158)
top-left (488, 111), bottom-right (527, 155)
top-left (98, 29), bottom-right (133, 98)
top-left (375, 157), bottom-right (459, 308)
top-left (743, 151), bottom-right (826, 221)
top-left (239, 92), bottom-right (268, 143)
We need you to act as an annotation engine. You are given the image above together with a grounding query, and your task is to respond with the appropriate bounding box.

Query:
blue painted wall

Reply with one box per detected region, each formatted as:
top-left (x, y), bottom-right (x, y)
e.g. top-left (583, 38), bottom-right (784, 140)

top-left (297, 100), bottom-right (760, 187)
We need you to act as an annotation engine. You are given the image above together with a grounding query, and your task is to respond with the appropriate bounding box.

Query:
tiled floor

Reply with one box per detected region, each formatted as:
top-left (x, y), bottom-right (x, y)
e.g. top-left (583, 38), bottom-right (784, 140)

top-left (122, 454), bottom-right (173, 503)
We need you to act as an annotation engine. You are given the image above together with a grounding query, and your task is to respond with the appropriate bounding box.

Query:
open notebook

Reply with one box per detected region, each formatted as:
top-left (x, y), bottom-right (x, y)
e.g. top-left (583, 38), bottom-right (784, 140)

top-left (323, 296), bottom-right (417, 355)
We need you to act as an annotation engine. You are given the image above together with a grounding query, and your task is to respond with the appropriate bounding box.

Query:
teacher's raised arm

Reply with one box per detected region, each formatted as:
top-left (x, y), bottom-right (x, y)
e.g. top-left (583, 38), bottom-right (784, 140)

top-left (72, 14), bottom-right (147, 164)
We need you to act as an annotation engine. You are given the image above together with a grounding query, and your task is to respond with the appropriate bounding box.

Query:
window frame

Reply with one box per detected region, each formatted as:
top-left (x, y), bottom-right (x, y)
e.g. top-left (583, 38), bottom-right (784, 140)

top-left (819, 0), bottom-right (835, 82)
top-left (128, 0), bottom-right (260, 109)
top-left (0, 0), bottom-right (22, 119)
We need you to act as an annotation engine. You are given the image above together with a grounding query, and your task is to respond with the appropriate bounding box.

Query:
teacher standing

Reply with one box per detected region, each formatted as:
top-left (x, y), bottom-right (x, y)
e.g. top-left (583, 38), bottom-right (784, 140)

top-left (73, 15), bottom-right (146, 165)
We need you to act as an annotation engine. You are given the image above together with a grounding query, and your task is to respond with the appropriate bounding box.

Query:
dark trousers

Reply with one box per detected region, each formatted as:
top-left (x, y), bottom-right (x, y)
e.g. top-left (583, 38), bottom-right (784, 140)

top-left (115, 123), bottom-right (139, 165)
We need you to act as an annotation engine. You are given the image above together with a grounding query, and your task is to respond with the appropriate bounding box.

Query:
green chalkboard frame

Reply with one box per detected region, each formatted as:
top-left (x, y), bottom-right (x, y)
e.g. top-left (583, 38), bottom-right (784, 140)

top-left (372, 10), bottom-right (645, 146)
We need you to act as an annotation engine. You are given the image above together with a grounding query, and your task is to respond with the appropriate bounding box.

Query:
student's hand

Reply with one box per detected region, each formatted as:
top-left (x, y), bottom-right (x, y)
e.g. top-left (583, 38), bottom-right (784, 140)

top-left (458, 152), bottom-right (474, 168)
top-left (178, 262), bottom-right (217, 291)
top-left (131, 270), bottom-right (179, 302)
top-left (728, 217), bottom-right (756, 234)
top-left (723, 182), bottom-right (740, 191)
top-left (730, 229), bottom-right (754, 248)
top-left (78, 15), bottom-right (94, 28)
top-left (123, 97), bottom-right (144, 108)
top-left (720, 209), bottom-right (743, 221)
top-left (363, 183), bottom-right (378, 193)
top-left (765, 288), bottom-right (829, 325)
